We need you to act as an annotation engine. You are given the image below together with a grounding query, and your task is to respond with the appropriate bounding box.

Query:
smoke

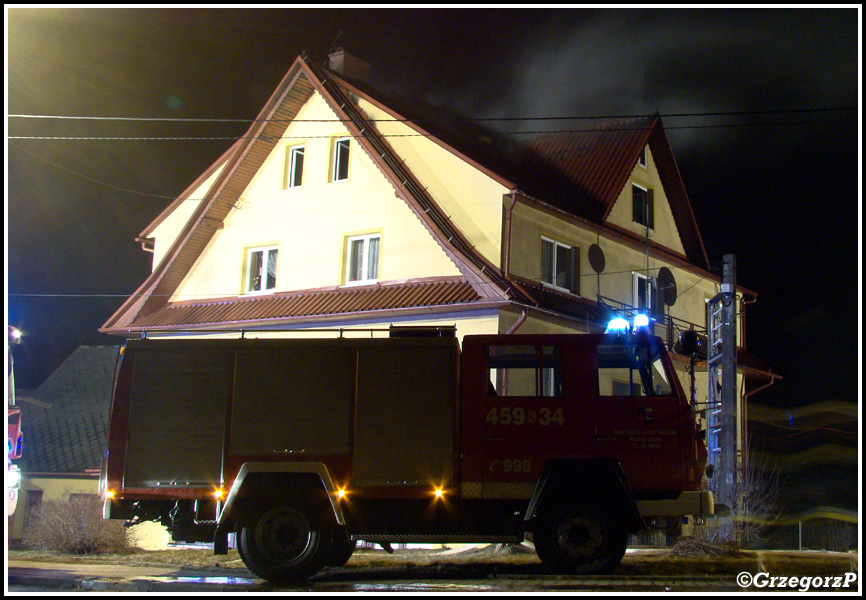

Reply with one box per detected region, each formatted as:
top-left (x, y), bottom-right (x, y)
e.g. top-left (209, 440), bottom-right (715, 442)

top-left (477, 10), bottom-right (857, 156)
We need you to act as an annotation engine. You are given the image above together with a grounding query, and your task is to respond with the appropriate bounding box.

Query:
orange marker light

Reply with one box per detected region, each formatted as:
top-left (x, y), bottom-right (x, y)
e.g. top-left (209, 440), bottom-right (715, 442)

top-left (434, 488), bottom-right (444, 499)
top-left (336, 488), bottom-right (347, 500)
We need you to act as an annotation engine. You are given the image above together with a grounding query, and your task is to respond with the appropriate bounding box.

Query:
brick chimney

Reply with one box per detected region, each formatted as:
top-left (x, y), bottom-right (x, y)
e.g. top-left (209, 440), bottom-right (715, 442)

top-left (328, 48), bottom-right (370, 81)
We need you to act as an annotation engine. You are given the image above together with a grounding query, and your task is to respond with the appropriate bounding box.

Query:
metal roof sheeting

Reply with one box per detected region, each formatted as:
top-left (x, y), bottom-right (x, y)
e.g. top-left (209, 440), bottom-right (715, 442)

top-left (128, 279), bottom-right (482, 330)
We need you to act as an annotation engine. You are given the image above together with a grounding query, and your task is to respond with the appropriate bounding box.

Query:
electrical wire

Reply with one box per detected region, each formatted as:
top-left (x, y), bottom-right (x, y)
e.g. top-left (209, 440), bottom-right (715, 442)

top-left (7, 117), bottom-right (857, 140)
top-left (7, 106), bottom-right (857, 123)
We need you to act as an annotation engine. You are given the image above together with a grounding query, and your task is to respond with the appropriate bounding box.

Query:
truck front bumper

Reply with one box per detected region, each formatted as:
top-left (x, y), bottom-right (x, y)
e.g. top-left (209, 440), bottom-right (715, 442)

top-left (636, 491), bottom-right (714, 518)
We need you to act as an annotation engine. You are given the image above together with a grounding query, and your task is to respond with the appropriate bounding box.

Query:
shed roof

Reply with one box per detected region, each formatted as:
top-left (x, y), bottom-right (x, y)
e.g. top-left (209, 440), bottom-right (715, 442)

top-left (18, 346), bottom-right (120, 474)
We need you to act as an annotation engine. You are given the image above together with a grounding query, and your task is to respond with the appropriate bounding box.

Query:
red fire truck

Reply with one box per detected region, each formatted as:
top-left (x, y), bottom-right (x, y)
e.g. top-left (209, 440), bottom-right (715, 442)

top-left (102, 321), bottom-right (712, 580)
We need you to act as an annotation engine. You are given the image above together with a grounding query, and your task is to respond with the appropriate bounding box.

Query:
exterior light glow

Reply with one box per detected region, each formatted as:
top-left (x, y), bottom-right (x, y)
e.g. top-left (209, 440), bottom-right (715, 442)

top-left (633, 314), bottom-right (650, 328)
top-left (336, 488), bottom-right (347, 500)
top-left (434, 487), bottom-right (444, 499)
top-left (605, 317), bottom-right (631, 334)
top-left (105, 489), bottom-right (115, 500)
top-left (213, 488), bottom-right (225, 500)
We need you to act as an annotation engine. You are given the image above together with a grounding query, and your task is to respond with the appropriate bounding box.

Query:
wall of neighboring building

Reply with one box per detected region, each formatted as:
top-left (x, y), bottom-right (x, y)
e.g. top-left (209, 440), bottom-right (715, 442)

top-left (10, 475), bottom-right (169, 550)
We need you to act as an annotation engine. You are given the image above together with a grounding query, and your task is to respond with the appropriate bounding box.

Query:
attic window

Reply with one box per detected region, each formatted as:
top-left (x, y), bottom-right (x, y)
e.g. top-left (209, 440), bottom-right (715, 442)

top-left (332, 137), bottom-right (350, 182)
top-left (284, 145), bottom-right (305, 189)
top-left (632, 184), bottom-right (654, 229)
top-left (638, 145), bottom-right (647, 168)
top-left (246, 246), bottom-right (278, 294)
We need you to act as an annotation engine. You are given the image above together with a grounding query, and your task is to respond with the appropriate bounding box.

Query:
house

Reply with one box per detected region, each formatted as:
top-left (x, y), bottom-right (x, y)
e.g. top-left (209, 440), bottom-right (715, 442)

top-left (100, 50), bottom-right (778, 494)
top-left (9, 345), bottom-right (165, 549)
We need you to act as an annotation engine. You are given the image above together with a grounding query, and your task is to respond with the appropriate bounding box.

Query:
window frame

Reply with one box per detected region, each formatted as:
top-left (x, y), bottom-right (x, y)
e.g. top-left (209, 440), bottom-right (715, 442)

top-left (633, 271), bottom-right (659, 315)
top-left (345, 233), bottom-right (381, 286)
top-left (284, 145), bottom-right (305, 189)
top-left (331, 136), bottom-right (351, 182)
top-left (638, 145), bottom-right (648, 168)
top-left (632, 183), bottom-right (654, 229)
top-left (245, 245), bottom-right (279, 295)
top-left (541, 236), bottom-right (579, 295)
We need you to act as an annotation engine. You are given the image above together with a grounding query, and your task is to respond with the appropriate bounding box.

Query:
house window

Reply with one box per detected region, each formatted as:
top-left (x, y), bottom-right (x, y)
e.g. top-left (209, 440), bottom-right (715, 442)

top-left (246, 246), bottom-right (278, 294)
top-left (638, 145), bottom-right (647, 168)
top-left (332, 137), bottom-right (350, 182)
top-left (632, 184), bottom-right (654, 229)
top-left (284, 145), bottom-right (304, 189)
top-left (541, 237), bottom-right (579, 295)
top-left (346, 234), bottom-right (379, 285)
top-left (633, 272), bottom-right (659, 316)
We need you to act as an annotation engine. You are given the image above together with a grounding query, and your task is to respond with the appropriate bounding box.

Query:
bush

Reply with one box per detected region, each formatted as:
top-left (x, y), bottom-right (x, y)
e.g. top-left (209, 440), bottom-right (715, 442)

top-left (22, 493), bottom-right (132, 554)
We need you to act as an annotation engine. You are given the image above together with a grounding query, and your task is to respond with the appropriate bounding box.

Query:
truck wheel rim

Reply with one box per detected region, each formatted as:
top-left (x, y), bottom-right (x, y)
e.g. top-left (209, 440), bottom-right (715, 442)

top-left (254, 506), bottom-right (313, 564)
top-left (555, 512), bottom-right (605, 559)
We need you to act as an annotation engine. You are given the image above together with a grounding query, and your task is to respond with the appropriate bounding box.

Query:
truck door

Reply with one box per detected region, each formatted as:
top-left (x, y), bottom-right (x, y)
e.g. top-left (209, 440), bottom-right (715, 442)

top-left (594, 333), bottom-right (683, 491)
top-left (474, 339), bottom-right (576, 500)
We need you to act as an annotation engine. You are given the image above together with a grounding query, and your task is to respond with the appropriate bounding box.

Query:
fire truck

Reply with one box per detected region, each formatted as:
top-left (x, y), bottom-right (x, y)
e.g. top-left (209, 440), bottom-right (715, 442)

top-left (102, 320), bottom-right (712, 581)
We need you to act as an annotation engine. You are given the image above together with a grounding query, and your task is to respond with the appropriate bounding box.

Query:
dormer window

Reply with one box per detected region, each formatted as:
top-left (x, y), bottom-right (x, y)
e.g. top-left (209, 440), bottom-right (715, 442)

top-left (632, 184), bottom-right (654, 229)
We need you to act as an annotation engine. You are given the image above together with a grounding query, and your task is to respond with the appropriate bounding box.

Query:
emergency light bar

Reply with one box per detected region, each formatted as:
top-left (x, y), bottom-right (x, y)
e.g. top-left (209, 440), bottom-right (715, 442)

top-left (605, 314), bottom-right (651, 334)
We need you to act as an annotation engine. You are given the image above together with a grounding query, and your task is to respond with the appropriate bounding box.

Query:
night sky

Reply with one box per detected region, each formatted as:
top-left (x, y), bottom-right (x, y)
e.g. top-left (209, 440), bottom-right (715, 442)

top-left (6, 8), bottom-right (860, 411)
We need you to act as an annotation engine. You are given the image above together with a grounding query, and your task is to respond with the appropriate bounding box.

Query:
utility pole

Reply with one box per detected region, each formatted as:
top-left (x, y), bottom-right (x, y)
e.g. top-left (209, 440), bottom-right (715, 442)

top-left (707, 254), bottom-right (738, 512)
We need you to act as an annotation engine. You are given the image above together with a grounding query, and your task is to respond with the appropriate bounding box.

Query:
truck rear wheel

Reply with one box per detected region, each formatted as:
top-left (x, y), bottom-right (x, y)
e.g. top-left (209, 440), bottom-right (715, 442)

top-left (238, 503), bottom-right (329, 581)
top-left (534, 502), bottom-right (627, 575)
top-left (325, 527), bottom-right (356, 567)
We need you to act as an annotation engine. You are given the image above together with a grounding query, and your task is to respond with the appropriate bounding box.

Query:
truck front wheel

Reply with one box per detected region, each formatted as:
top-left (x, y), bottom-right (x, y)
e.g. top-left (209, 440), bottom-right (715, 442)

top-left (534, 502), bottom-right (627, 575)
top-left (238, 503), bottom-right (329, 581)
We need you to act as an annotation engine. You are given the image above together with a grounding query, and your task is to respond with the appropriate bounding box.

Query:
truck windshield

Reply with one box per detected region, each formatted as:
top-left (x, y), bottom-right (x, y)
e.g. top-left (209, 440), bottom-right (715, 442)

top-left (597, 335), bottom-right (673, 397)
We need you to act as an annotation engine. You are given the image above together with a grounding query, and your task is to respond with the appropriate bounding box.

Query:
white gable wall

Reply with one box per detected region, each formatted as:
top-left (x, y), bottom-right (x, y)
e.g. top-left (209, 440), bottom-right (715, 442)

top-left (357, 98), bottom-right (509, 267)
top-left (171, 91), bottom-right (461, 301)
top-left (148, 164), bottom-right (226, 271)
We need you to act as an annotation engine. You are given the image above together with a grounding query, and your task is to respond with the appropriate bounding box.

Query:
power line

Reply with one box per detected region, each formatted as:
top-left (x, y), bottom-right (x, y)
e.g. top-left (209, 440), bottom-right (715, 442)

top-left (7, 106), bottom-right (857, 123)
top-left (7, 117), bottom-right (857, 141)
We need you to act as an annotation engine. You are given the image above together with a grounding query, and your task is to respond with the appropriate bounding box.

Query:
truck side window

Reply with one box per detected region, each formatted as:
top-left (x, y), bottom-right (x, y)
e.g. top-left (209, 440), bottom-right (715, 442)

top-left (597, 337), bottom-right (673, 397)
top-left (488, 345), bottom-right (562, 397)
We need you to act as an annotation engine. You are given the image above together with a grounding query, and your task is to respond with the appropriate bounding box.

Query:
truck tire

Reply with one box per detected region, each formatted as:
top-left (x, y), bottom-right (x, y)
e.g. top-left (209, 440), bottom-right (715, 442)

top-left (325, 528), bottom-right (356, 567)
top-left (238, 503), bottom-right (329, 581)
top-left (534, 502), bottom-right (628, 575)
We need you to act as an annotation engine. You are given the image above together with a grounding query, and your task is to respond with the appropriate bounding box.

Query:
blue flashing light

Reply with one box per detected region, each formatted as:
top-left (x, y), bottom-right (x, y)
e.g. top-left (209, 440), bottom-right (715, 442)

top-left (633, 313), bottom-right (650, 329)
top-left (605, 317), bottom-right (631, 334)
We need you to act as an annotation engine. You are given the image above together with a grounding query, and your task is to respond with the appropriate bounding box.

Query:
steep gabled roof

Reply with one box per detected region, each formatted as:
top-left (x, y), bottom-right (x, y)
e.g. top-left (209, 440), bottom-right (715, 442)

top-left (19, 346), bottom-right (119, 474)
top-left (102, 56), bottom-right (517, 334)
top-left (330, 72), bottom-right (708, 269)
top-left (521, 117), bottom-right (709, 268)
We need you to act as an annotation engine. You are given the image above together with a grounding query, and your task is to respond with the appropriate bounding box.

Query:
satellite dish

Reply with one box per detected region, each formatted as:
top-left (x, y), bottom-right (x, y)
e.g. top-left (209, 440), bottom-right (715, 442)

top-left (588, 244), bottom-right (606, 273)
top-left (658, 267), bottom-right (677, 306)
